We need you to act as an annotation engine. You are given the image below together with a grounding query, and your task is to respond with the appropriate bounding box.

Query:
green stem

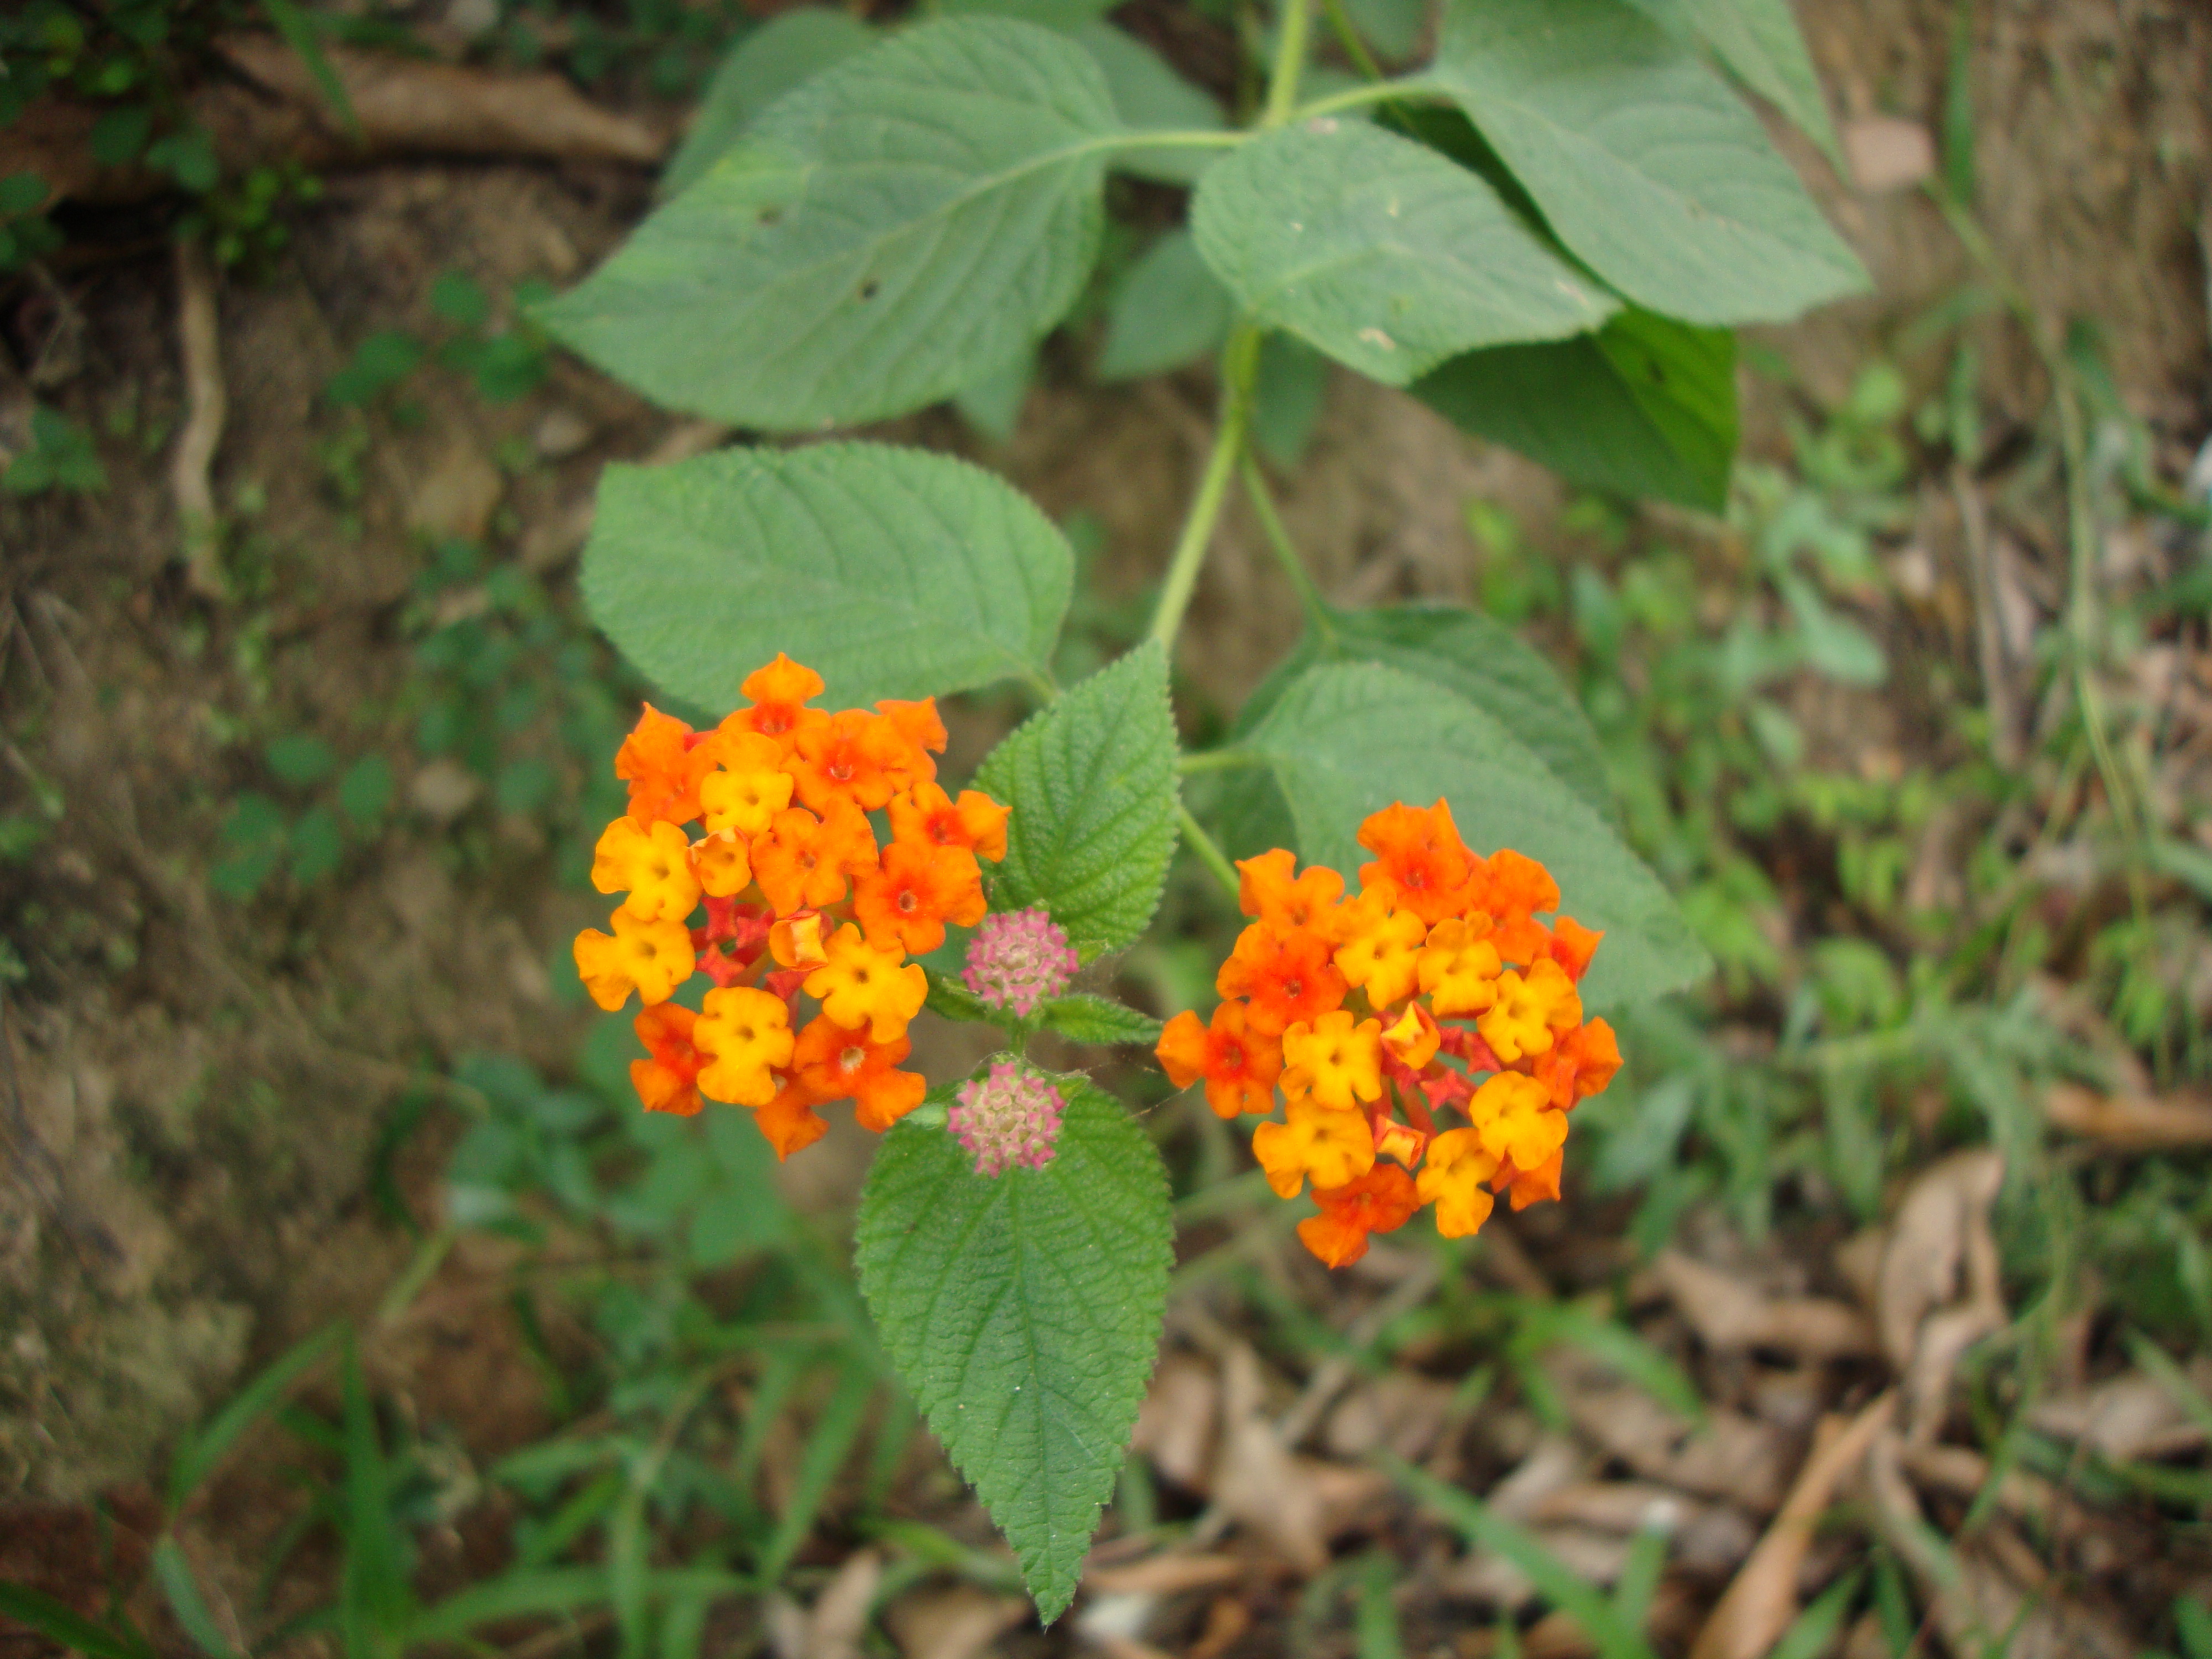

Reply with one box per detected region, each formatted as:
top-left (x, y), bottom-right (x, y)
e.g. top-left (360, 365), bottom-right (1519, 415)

top-left (1177, 804), bottom-right (1242, 900)
top-left (1241, 452), bottom-right (1332, 637)
top-left (1147, 326), bottom-right (1259, 649)
top-left (1291, 76), bottom-right (1444, 121)
top-left (1177, 748), bottom-right (1266, 775)
top-left (1107, 128), bottom-right (1250, 153)
top-left (1262, 0), bottom-right (1315, 127)
top-left (1319, 0), bottom-right (1385, 82)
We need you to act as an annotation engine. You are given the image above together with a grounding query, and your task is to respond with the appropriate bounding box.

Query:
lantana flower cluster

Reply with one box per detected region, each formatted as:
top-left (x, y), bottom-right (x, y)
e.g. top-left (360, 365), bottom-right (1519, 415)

top-left (1155, 800), bottom-right (1622, 1269)
top-left (573, 654), bottom-right (1010, 1161)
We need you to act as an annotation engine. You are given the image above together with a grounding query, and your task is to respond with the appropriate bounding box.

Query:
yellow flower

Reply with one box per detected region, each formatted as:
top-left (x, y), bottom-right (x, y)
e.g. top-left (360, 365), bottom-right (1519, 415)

top-left (695, 987), bottom-right (795, 1108)
top-left (1418, 916), bottom-right (1503, 1018)
top-left (1333, 896), bottom-right (1427, 1009)
top-left (1280, 1010), bottom-right (1383, 1113)
top-left (1251, 1095), bottom-right (1375, 1198)
top-left (1476, 958), bottom-right (1579, 1063)
top-left (699, 733), bottom-right (796, 836)
top-left (691, 830), bottom-right (752, 898)
top-left (1465, 1072), bottom-right (1568, 1170)
top-left (591, 817), bottom-right (702, 924)
top-left (1379, 1001), bottom-right (1439, 1071)
top-left (1415, 1127), bottom-right (1501, 1238)
top-left (573, 910), bottom-right (695, 1010)
top-left (803, 922), bottom-right (926, 1044)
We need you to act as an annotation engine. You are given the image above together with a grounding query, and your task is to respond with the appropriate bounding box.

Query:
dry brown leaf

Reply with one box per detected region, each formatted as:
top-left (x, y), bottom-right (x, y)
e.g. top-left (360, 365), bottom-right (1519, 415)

top-left (885, 1587), bottom-right (1027, 1659)
top-left (2046, 1081), bottom-right (2212, 1148)
top-left (1556, 1379), bottom-right (1791, 1511)
top-left (1842, 115), bottom-right (1936, 192)
top-left (1655, 1250), bottom-right (1880, 1361)
top-left (1875, 1149), bottom-right (2005, 1369)
top-left (1901, 1442), bottom-right (2076, 1532)
top-left (1487, 1434), bottom-right (1584, 1521)
top-left (2029, 1366), bottom-right (2212, 1461)
top-left (1185, 1595), bottom-right (1250, 1659)
top-left (1321, 1372), bottom-right (1460, 1462)
top-left (1082, 1553), bottom-right (1245, 1597)
top-left (1444, 1524), bottom-right (1634, 1608)
top-left (806, 1550), bottom-right (884, 1659)
top-left (1688, 1392), bottom-right (1895, 1659)
top-left (1131, 1354), bottom-right (1219, 1493)
top-left (1208, 1344), bottom-right (1382, 1570)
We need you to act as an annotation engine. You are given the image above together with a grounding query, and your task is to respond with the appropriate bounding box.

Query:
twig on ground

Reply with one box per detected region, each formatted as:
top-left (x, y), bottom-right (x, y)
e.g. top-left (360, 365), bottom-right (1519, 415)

top-left (171, 238), bottom-right (227, 600)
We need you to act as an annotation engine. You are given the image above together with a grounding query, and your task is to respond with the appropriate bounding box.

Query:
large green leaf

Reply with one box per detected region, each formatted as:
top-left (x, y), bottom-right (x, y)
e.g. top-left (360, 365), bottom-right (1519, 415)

top-left (582, 442), bottom-right (1073, 709)
top-left (974, 644), bottom-right (1179, 961)
top-left (660, 10), bottom-right (875, 199)
top-left (1237, 603), bottom-right (1619, 827)
top-left (1096, 229), bottom-right (1232, 382)
top-left (1073, 21), bottom-right (1227, 186)
top-left (1631, 0), bottom-right (1840, 162)
top-left (1232, 661), bottom-right (1709, 1005)
top-left (1413, 307), bottom-right (1738, 510)
top-left (540, 18), bottom-right (1121, 430)
top-left (1192, 119), bottom-right (1615, 385)
top-left (1432, 0), bottom-right (1864, 326)
top-left (855, 1080), bottom-right (1172, 1622)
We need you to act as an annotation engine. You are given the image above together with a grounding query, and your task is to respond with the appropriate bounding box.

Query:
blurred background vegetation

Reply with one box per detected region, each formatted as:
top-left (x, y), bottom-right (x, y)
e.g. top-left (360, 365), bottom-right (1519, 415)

top-left (3, 0), bottom-right (2212, 1655)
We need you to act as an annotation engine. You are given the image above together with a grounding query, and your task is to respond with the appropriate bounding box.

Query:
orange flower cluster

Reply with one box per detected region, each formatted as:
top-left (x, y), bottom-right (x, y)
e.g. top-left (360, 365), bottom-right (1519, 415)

top-left (573, 655), bottom-right (1010, 1159)
top-left (1155, 801), bottom-right (1621, 1269)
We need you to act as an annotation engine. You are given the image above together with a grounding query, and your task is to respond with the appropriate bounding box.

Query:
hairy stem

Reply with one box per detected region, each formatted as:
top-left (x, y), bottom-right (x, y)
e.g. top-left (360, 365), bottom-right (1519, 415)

top-left (1177, 804), bottom-right (1242, 900)
top-left (1147, 326), bottom-right (1259, 649)
top-left (1262, 0), bottom-right (1315, 127)
top-left (1291, 76), bottom-right (1444, 121)
top-left (1241, 452), bottom-right (1332, 637)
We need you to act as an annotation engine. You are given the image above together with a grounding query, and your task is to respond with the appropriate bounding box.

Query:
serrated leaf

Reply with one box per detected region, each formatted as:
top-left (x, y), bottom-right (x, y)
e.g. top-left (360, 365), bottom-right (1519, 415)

top-left (1631, 0), bottom-right (1839, 162)
top-left (660, 9), bottom-right (875, 199)
top-left (953, 343), bottom-right (1037, 444)
top-left (1232, 661), bottom-right (1708, 1006)
top-left (854, 1080), bottom-right (1172, 1621)
top-left (1236, 602), bottom-right (1618, 827)
top-left (1413, 307), bottom-right (1738, 510)
top-left (1433, 0), bottom-right (1865, 326)
top-left (1191, 119), bottom-right (1616, 385)
top-left (1096, 229), bottom-right (1232, 382)
top-left (974, 644), bottom-right (1178, 961)
top-left (582, 442), bottom-right (1073, 709)
top-left (1040, 994), bottom-right (1164, 1046)
top-left (540, 18), bottom-right (1122, 430)
top-left (925, 967), bottom-right (998, 1024)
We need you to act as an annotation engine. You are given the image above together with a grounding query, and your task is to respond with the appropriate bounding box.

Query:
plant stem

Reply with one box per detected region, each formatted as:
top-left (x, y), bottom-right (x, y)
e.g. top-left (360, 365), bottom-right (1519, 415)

top-left (1291, 76), bottom-right (1444, 121)
top-left (1262, 0), bottom-right (1314, 127)
top-left (1178, 748), bottom-right (1265, 775)
top-left (1319, 0), bottom-right (1385, 82)
top-left (1177, 804), bottom-right (1242, 900)
top-left (1241, 452), bottom-right (1333, 637)
top-left (1147, 326), bottom-right (1259, 649)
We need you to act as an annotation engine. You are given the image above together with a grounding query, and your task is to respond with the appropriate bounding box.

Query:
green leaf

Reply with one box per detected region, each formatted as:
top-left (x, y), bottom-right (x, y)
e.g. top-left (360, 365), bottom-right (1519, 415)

top-left (1191, 119), bottom-right (1616, 385)
top-left (258, 0), bottom-right (361, 135)
top-left (1413, 307), bottom-right (1737, 511)
top-left (265, 733), bottom-right (337, 786)
top-left (430, 270), bottom-right (491, 330)
top-left (952, 343), bottom-right (1036, 444)
top-left (0, 1582), bottom-right (150, 1659)
top-left (1232, 661), bottom-right (1708, 1006)
top-left (661, 9), bottom-right (877, 199)
top-left (1342, 0), bottom-right (1427, 60)
top-left (167, 1322), bottom-right (342, 1512)
top-left (925, 967), bottom-right (999, 1024)
top-left (152, 1541), bottom-right (246, 1659)
top-left (1039, 994), bottom-right (1163, 1046)
top-left (1432, 0), bottom-right (1865, 325)
top-left (855, 1079), bottom-right (1172, 1622)
top-left (1237, 602), bottom-right (1618, 827)
top-left (1631, 0), bottom-right (1840, 163)
top-left (1251, 333), bottom-right (1329, 467)
top-left (759, 1363), bottom-right (875, 1582)
top-left (1095, 229), bottom-right (1232, 382)
top-left (337, 754), bottom-right (395, 829)
top-left (0, 175), bottom-right (48, 218)
top-left (582, 441), bottom-right (1074, 709)
top-left (90, 105), bottom-right (153, 166)
top-left (340, 1339), bottom-right (414, 1646)
top-left (539, 18), bottom-right (1123, 430)
top-left (973, 643), bottom-right (1179, 961)
top-left (1071, 21), bottom-right (1225, 186)
top-left (326, 331), bottom-right (422, 406)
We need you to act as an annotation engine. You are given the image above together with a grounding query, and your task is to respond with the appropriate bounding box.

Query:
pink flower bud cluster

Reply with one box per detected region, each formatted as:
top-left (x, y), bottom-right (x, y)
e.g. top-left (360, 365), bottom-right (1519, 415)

top-left (961, 906), bottom-right (1078, 1018)
top-left (949, 1061), bottom-right (1066, 1177)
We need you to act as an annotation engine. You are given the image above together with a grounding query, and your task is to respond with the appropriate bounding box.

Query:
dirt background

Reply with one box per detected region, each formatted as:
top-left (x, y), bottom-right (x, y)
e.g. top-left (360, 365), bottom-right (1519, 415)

top-left (0, 0), bottom-right (2207, 1592)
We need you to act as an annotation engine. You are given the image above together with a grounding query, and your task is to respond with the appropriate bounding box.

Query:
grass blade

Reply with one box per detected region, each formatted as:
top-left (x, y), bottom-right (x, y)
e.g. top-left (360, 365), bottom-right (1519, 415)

top-left (338, 1339), bottom-right (412, 1655)
top-left (255, 0), bottom-right (361, 136)
top-left (2128, 1332), bottom-right (2212, 1445)
top-left (150, 1541), bottom-right (245, 1659)
top-left (167, 1323), bottom-right (342, 1514)
top-left (758, 1364), bottom-right (874, 1584)
top-left (1771, 1569), bottom-right (1864, 1659)
top-left (0, 1580), bottom-right (152, 1659)
top-left (405, 1569), bottom-right (609, 1645)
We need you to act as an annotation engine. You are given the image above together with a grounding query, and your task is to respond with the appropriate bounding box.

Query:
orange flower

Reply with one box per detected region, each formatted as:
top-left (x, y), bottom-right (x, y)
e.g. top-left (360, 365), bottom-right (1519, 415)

top-left (630, 1003), bottom-right (705, 1117)
top-left (791, 1015), bottom-right (927, 1131)
top-left (615, 705), bottom-right (718, 827)
top-left (1297, 1165), bottom-right (1418, 1268)
top-left (888, 781), bottom-right (1009, 863)
top-left (1480, 848), bottom-right (1562, 964)
top-left (876, 698), bottom-right (947, 782)
top-left (1528, 1016), bottom-right (1621, 1111)
top-left (1236, 849), bottom-right (1347, 941)
top-left (728, 654), bottom-right (830, 756)
top-left (1358, 800), bottom-right (1478, 924)
top-left (1333, 895), bottom-right (1428, 1009)
top-left (789, 709), bottom-right (923, 813)
top-left (1156, 1000), bottom-right (1283, 1119)
top-left (751, 801), bottom-right (879, 915)
top-left (1216, 922), bottom-right (1347, 1036)
top-left (853, 839), bottom-right (987, 954)
top-left (575, 910), bottom-right (695, 1010)
top-left (1415, 1127), bottom-right (1501, 1238)
top-left (753, 1077), bottom-right (829, 1161)
top-left (1545, 916), bottom-right (1604, 983)
top-left (1498, 1148), bottom-right (1563, 1211)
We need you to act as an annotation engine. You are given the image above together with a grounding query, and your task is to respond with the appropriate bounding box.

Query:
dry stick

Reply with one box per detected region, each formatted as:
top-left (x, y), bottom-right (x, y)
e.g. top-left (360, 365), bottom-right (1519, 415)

top-left (1687, 1391), bottom-right (1896, 1659)
top-left (1950, 460), bottom-right (2020, 768)
top-left (171, 239), bottom-right (227, 600)
top-left (1276, 1253), bottom-right (1443, 1448)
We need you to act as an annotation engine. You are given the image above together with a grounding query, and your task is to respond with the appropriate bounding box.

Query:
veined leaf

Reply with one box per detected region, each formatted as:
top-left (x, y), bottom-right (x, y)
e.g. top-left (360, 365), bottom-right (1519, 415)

top-left (1040, 994), bottom-right (1164, 1045)
top-left (1097, 229), bottom-right (1232, 382)
top-left (1414, 307), bottom-right (1738, 511)
top-left (1192, 119), bottom-right (1615, 385)
top-left (855, 1080), bottom-right (1172, 1622)
top-left (1432, 0), bottom-right (1865, 326)
top-left (1073, 21), bottom-right (1227, 185)
top-left (660, 10), bottom-right (875, 199)
top-left (541, 18), bottom-right (1122, 429)
top-left (582, 442), bottom-right (1074, 709)
top-left (1630, 0), bottom-right (1840, 162)
top-left (1236, 602), bottom-right (1618, 827)
top-left (974, 644), bottom-right (1179, 961)
top-left (1232, 661), bottom-right (1709, 1006)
